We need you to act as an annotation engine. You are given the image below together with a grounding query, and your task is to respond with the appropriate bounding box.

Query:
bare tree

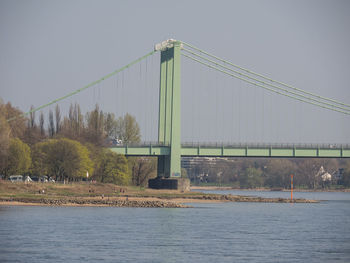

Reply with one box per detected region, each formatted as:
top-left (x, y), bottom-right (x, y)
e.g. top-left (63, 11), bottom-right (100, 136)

top-left (85, 104), bottom-right (105, 145)
top-left (104, 112), bottom-right (117, 138)
top-left (48, 110), bottom-right (55, 137)
top-left (73, 103), bottom-right (83, 136)
top-left (131, 157), bottom-right (157, 186)
top-left (61, 103), bottom-right (84, 140)
top-left (29, 105), bottom-right (36, 128)
top-left (2, 102), bottom-right (27, 139)
top-left (55, 104), bottom-right (61, 134)
top-left (68, 104), bottom-right (74, 129)
top-left (39, 111), bottom-right (45, 136)
top-left (297, 159), bottom-right (323, 189)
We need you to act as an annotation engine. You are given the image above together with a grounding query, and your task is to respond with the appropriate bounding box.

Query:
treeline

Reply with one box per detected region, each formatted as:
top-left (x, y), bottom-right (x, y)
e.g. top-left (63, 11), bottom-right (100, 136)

top-left (0, 99), bottom-right (156, 185)
top-left (2, 99), bottom-right (350, 189)
top-left (188, 158), bottom-right (350, 189)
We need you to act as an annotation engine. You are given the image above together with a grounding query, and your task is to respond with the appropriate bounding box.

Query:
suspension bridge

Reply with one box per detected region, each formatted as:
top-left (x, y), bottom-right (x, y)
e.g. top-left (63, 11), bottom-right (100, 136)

top-left (111, 39), bottom-right (350, 181)
top-left (13, 39), bottom-right (350, 187)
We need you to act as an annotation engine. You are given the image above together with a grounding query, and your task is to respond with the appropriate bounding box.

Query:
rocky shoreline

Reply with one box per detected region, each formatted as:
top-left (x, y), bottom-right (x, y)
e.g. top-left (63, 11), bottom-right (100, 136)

top-left (0, 197), bottom-right (190, 208)
top-left (186, 194), bottom-right (318, 203)
top-left (153, 194), bottom-right (318, 203)
top-left (0, 194), bottom-right (318, 208)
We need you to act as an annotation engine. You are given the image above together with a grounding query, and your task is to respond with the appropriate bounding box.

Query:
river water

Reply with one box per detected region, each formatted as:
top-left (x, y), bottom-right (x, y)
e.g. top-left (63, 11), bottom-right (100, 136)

top-left (0, 190), bottom-right (349, 263)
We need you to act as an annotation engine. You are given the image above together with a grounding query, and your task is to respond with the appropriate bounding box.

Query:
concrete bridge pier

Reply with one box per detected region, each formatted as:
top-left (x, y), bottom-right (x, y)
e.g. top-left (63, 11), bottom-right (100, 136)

top-left (148, 177), bottom-right (190, 192)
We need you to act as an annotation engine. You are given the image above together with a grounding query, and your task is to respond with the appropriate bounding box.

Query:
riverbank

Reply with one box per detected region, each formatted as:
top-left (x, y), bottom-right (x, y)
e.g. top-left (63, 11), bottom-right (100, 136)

top-left (0, 197), bottom-right (189, 208)
top-left (0, 181), bottom-right (318, 207)
top-left (190, 186), bottom-right (350, 192)
top-left (0, 194), bottom-right (317, 207)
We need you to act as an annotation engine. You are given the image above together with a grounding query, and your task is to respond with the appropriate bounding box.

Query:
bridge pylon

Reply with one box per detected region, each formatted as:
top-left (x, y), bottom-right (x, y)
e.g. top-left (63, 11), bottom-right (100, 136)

top-left (156, 39), bottom-right (182, 178)
top-left (149, 39), bottom-right (189, 190)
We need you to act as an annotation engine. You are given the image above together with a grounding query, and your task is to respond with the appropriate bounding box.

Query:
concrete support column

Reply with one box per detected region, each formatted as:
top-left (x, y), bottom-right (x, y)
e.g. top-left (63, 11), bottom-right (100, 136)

top-left (157, 40), bottom-right (182, 178)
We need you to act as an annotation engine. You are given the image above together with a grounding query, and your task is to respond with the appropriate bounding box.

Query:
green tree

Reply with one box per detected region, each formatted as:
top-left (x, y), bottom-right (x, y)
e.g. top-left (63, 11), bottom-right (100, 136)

top-left (31, 141), bottom-right (51, 176)
top-left (32, 138), bottom-right (94, 182)
top-left (0, 113), bottom-right (10, 173)
top-left (5, 138), bottom-right (31, 176)
top-left (84, 142), bottom-right (103, 170)
top-left (95, 149), bottom-right (129, 185)
top-left (239, 167), bottom-right (263, 188)
top-left (114, 113), bottom-right (144, 185)
top-left (115, 113), bottom-right (141, 144)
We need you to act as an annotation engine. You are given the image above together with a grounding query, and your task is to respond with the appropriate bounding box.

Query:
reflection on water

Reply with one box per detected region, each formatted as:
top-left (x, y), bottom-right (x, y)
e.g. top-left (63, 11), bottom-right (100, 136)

top-left (0, 191), bottom-right (349, 263)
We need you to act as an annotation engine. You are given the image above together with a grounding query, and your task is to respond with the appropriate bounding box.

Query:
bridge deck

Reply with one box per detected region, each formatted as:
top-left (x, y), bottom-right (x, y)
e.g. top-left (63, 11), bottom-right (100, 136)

top-left (110, 144), bottom-right (350, 158)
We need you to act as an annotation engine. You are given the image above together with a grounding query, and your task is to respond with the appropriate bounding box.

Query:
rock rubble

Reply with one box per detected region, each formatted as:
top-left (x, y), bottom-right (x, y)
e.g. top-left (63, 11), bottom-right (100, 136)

top-left (0, 197), bottom-right (190, 208)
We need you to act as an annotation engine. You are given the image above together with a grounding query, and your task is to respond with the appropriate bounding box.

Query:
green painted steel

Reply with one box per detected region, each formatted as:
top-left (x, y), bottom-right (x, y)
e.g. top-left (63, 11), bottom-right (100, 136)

top-left (169, 41), bottom-right (182, 177)
top-left (157, 40), bottom-right (182, 177)
top-left (110, 146), bottom-right (170, 156)
top-left (158, 53), bottom-right (167, 144)
top-left (110, 145), bottom-right (350, 158)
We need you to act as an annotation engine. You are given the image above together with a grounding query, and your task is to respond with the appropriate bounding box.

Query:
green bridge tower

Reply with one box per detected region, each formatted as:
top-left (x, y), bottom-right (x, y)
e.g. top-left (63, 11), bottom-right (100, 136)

top-left (156, 39), bottom-right (181, 178)
top-left (149, 39), bottom-right (189, 190)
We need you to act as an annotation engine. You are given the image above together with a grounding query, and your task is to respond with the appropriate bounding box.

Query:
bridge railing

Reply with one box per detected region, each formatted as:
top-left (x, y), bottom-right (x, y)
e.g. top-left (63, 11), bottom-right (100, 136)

top-left (181, 142), bottom-right (350, 149)
top-left (108, 141), bottom-right (170, 147)
top-left (109, 141), bottom-right (350, 149)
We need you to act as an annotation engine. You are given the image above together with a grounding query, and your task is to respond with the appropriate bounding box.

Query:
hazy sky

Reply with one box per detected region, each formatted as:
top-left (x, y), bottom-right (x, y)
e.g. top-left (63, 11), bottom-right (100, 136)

top-left (1, 0), bottom-right (349, 144)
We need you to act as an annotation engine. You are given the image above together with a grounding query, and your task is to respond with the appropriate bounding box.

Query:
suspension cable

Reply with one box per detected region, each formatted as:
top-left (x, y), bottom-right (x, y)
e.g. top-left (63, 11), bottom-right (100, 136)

top-left (7, 50), bottom-right (157, 122)
top-left (182, 53), bottom-right (350, 115)
top-left (181, 41), bottom-right (350, 109)
top-left (182, 47), bottom-right (350, 114)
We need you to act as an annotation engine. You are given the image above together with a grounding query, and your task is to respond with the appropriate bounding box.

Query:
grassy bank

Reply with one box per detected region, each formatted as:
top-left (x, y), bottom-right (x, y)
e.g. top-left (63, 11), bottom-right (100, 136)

top-left (0, 181), bottom-right (318, 206)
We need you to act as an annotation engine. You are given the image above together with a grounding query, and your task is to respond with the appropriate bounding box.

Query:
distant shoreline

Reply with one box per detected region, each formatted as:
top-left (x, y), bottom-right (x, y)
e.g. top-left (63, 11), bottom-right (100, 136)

top-left (190, 186), bottom-right (350, 192)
